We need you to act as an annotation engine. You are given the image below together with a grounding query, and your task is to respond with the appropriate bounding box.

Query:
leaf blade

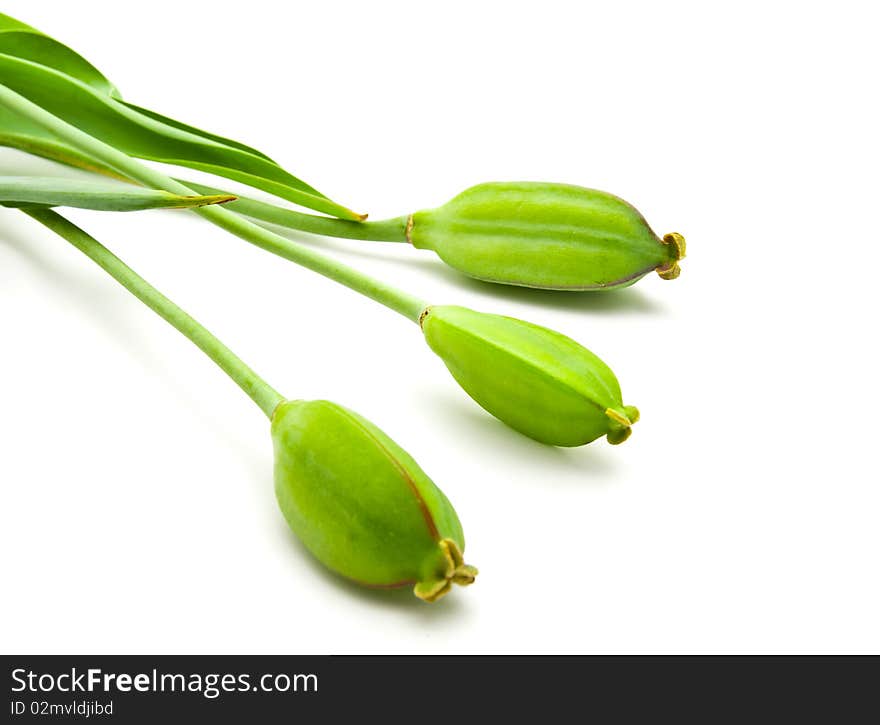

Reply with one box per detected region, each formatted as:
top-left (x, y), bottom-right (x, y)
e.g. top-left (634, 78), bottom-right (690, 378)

top-left (0, 12), bottom-right (117, 93)
top-left (0, 13), bottom-right (364, 220)
top-left (0, 175), bottom-right (235, 211)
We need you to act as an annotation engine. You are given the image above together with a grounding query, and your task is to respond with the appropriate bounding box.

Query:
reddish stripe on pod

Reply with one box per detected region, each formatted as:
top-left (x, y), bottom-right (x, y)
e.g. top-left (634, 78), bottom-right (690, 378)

top-left (334, 407), bottom-right (441, 541)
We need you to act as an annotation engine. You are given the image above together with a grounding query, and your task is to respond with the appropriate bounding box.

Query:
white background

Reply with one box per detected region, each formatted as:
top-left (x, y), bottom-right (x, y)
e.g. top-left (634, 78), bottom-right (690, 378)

top-left (1, 1), bottom-right (878, 653)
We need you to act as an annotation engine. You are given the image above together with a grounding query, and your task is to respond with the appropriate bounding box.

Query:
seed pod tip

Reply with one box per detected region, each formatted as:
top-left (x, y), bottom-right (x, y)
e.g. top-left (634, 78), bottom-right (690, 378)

top-left (605, 407), bottom-right (638, 445)
top-left (414, 538), bottom-right (478, 603)
top-left (657, 232), bottom-right (686, 280)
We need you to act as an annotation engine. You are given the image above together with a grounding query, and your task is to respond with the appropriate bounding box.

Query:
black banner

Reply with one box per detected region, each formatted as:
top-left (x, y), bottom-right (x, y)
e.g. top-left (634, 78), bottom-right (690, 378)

top-left (2, 655), bottom-right (877, 721)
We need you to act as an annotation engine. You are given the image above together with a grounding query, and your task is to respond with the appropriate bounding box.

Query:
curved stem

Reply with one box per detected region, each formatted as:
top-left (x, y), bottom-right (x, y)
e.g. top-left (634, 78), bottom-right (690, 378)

top-left (23, 207), bottom-right (286, 419)
top-left (203, 207), bottom-right (426, 319)
top-left (0, 85), bottom-right (428, 323)
top-left (183, 181), bottom-right (409, 243)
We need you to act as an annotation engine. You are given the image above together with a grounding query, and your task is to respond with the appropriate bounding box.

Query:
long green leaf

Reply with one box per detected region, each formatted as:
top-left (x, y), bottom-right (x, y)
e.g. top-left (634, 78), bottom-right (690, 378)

top-left (0, 12), bottom-right (116, 94)
top-left (0, 12), bottom-right (363, 220)
top-left (0, 175), bottom-right (235, 211)
top-left (0, 14), bottom-right (276, 163)
top-left (116, 100), bottom-right (276, 163)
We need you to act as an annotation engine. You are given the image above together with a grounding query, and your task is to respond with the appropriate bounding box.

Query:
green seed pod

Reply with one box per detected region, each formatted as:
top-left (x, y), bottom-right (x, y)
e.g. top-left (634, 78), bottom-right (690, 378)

top-left (271, 399), bottom-right (476, 602)
top-left (421, 305), bottom-right (639, 447)
top-left (408, 181), bottom-right (685, 290)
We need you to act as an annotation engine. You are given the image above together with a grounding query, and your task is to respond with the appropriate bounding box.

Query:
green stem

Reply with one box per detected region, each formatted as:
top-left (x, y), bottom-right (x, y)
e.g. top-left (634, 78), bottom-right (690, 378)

top-left (183, 181), bottom-right (409, 243)
top-left (23, 207), bottom-right (286, 419)
top-left (0, 85), bottom-right (428, 322)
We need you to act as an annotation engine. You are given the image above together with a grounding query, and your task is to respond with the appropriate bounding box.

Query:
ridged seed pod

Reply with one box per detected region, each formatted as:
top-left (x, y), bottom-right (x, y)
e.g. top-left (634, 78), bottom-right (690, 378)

top-left (421, 305), bottom-right (638, 446)
top-left (408, 181), bottom-right (685, 290)
top-left (271, 399), bottom-right (476, 602)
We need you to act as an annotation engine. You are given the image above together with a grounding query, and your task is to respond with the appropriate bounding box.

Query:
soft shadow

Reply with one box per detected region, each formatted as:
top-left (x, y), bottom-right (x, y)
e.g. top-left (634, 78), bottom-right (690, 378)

top-left (0, 221), bottom-right (265, 471)
top-left (421, 388), bottom-right (619, 480)
top-left (261, 222), bottom-right (667, 316)
top-left (276, 523), bottom-right (470, 622)
top-left (426, 263), bottom-right (669, 315)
